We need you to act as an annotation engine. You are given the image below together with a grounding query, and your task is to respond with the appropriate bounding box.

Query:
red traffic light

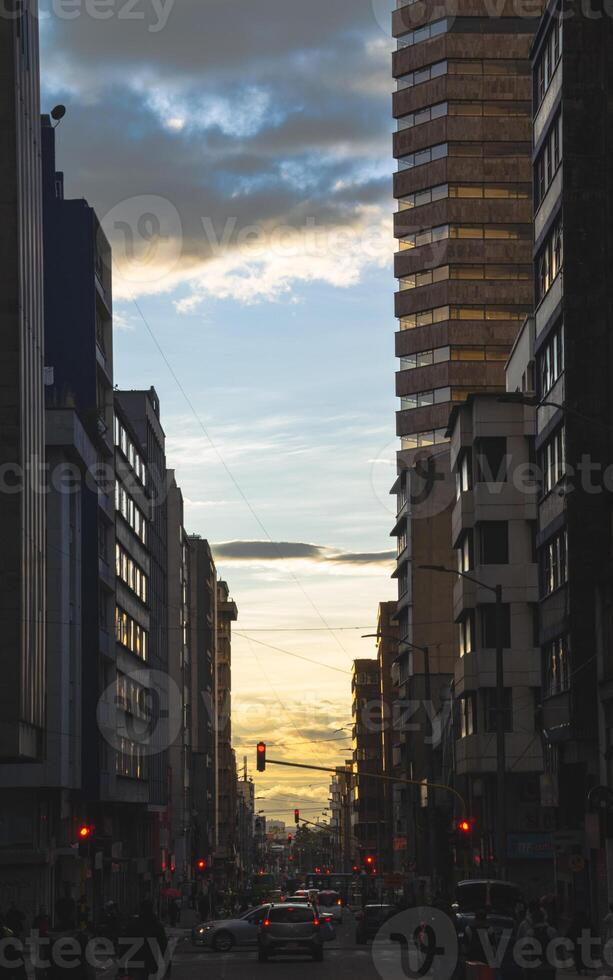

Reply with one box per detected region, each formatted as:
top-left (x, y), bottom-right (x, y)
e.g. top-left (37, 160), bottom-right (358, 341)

top-left (294, 809), bottom-right (300, 825)
top-left (287, 834), bottom-right (293, 844)
top-left (196, 858), bottom-right (207, 871)
top-left (257, 742), bottom-right (266, 772)
top-left (458, 819), bottom-right (473, 834)
top-left (365, 855), bottom-right (374, 865)
top-left (78, 825), bottom-right (93, 839)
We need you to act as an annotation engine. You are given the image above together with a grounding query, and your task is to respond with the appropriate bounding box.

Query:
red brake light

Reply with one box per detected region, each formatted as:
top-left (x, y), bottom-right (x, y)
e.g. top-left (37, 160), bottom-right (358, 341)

top-left (262, 919), bottom-right (270, 928)
top-left (313, 918), bottom-right (320, 927)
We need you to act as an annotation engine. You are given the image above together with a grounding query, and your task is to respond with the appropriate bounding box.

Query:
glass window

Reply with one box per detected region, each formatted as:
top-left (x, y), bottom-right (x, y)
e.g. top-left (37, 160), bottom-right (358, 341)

top-left (484, 688), bottom-right (513, 733)
top-left (458, 612), bottom-right (474, 657)
top-left (479, 522), bottom-right (509, 564)
top-left (481, 604), bottom-right (511, 648)
top-left (476, 437), bottom-right (508, 482)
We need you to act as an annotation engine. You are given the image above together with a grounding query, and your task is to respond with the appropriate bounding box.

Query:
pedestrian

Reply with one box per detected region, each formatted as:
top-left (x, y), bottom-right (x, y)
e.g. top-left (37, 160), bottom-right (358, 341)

top-left (567, 908), bottom-right (591, 975)
top-left (520, 907), bottom-right (556, 980)
top-left (197, 893), bottom-right (209, 923)
top-left (4, 907), bottom-right (24, 941)
top-left (464, 908), bottom-right (496, 966)
top-left (127, 901), bottom-right (168, 980)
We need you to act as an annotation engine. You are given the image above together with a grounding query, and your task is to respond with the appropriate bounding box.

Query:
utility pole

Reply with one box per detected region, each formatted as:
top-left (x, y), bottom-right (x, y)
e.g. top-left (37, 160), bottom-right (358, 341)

top-left (495, 584), bottom-right (506, 880)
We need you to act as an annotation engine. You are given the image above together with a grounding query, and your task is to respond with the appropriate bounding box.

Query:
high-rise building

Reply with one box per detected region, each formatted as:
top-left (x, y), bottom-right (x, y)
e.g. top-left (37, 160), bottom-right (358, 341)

top-left (446, 319), bottom-right (547, 891)
top-left (390, 0), bottom-right (543, 896)
top-left (351, 659), bottom-right (386, 868)
top-left (216, 580), bottom-right (238, 882)
top-left (0, 0), bottom-right (45, 762)
top-left (530, 0), bottom-right (613, 923)
top-left (188, 537), bottom-right (218, 880)
top-left (167, 474), bottom-right (192, 885)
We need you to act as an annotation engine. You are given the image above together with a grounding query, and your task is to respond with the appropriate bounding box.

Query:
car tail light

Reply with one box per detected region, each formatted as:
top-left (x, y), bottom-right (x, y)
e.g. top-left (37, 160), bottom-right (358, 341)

top-left (262, 919), bottom-right (270, 928)
top-left (313, 918), bottom-right (320, 927)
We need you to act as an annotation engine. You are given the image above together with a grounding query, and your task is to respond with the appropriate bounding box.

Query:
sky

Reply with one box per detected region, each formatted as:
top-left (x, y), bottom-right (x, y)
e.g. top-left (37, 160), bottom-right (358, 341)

top-left (39, 0), bottom-right (398, 823)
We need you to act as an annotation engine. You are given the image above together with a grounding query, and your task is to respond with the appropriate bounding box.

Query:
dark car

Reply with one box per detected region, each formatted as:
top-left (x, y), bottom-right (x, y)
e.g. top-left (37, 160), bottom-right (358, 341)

top-left (453, 879), bottom-right (521, 972)
top-left (355, 904), bottom-right (397, 945)
top-left (258, 902), bottom-right (324, 962)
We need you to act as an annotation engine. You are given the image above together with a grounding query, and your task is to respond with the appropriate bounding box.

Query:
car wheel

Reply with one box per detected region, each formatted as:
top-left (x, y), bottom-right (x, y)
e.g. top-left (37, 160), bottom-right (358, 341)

top-left (212, 931), bottom-right (234, 953)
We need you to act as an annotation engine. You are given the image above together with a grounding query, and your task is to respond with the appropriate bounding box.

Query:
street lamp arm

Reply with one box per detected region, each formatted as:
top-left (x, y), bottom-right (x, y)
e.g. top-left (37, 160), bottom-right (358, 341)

top-left (362, 632), bottom-right (429, 655)
top-left (419, 564), bottom-right (498, 596)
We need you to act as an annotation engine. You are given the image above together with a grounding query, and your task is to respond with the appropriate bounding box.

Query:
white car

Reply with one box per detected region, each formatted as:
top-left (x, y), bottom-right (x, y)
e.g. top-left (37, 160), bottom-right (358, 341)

top-left (192, 905), bottom-right (270, 952)
top-left (317, 890), bottom-right (344, 923)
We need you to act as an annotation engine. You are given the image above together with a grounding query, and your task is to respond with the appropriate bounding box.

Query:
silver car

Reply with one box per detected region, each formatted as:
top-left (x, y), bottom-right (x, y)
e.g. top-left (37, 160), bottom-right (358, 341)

top-left (192, 905), bottom-right (270, 952)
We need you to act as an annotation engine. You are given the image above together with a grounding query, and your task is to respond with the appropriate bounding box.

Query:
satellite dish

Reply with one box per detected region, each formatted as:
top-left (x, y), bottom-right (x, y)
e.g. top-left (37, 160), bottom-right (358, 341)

top-left (51, 105), bottom-right (66, 121)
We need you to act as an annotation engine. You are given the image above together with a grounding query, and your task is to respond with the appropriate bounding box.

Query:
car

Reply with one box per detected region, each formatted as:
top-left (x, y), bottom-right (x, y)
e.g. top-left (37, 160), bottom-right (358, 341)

top-left (192, 905), bottom-right (270, 951)
top-left (453, 879), bottom-right (521, 957)
top-left (355, 904), bottom-right (397, 945)
top-left (317, 890), bottom-right (344, 923)
top-left (258, 902), bottom-right (325, 962)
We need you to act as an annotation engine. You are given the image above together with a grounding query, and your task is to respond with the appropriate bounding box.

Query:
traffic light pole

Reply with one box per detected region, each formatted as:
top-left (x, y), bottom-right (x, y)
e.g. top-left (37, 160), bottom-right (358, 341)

top-left (262, 756), bottom-right (467, 814)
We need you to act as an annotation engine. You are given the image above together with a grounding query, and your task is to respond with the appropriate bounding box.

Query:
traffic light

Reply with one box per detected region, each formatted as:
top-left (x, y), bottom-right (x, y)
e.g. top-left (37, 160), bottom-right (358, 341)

top-left (287, 834), bottom-right (293, 844)
top-left (257, 742), bottom-right (266, 772)
top-left (364, 854), bottom-right (376, 873)
top-left (195, 858), bottom-right (207, 876)
top-left (77, 824), bottom-right (94, 857)
top-left (456, 818), bottom-right (476, 853)
top-left (294, 809), bottom-right (300, 825)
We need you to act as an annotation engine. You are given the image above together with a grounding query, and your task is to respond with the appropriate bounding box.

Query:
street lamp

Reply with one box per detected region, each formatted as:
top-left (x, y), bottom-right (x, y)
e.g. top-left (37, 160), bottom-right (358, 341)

top-left (420, 563), bottom-right (507, 880)
top-left (498, 392), bottom-right (613, 435)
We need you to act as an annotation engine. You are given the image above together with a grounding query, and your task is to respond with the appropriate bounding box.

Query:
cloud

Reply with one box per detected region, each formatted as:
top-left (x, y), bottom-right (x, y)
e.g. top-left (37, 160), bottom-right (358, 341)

top-left (212, 540), bottom-right (395, 565)
top-left (39, 0), bottom-right (393, 306)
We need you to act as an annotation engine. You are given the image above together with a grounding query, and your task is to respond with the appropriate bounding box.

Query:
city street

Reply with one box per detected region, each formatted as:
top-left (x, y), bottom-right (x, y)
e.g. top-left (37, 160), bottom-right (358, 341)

top-left (168, 917), bottom-right (393, 980)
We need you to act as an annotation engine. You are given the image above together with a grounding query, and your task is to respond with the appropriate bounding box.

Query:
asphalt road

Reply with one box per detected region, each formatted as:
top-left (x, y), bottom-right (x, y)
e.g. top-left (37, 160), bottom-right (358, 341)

top-left (169, 917), bottom-right (398, 980)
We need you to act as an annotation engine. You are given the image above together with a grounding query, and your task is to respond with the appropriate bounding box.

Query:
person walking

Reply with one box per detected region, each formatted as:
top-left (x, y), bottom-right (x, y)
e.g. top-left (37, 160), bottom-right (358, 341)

top-left (128, 901), bottom-right (168, 980)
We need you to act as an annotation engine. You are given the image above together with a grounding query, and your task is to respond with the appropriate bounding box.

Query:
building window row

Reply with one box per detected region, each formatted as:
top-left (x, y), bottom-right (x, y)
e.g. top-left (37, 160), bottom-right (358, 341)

top-left (397, 17), bottom-right (448, 48)
top-left (541, 529), bottom-right (568, 596)
top-left (396, 59), bottom-right (447, 90)
top-left (535, 112), bottom-right (561, 208)
top-left (544, 635), bottom-right (570, 697)
top-left (540, 427), bottom-right (565, 496)
top-left (399, 304), bottom-right (527, 331)
top-left (537, 219), bottom-right (563, 302)
top-left (399, 345), bottom-right (507, 370)
top-left (116, 672), bottom-right (152, 721)
top-left (538, 321), bottom-right (564, 396)
top-left (115, 605), bottom-right (149, 660)
top-left (401, 429), bottom-right (448, 450)
top-left (116, 542), bottom-right (148, 603)
top-left (115, 479), bottom-right (147, 544)
top-left (398, 264), bottom-right (532, 288)
top-left (398, 224), bottom-right (531, 250)
top-left (398, 100), bottom-right (529, 126)
top-left (400, 386), bottom-right (469, 411)
top-left (116, 737), bottom-right (146, 780)
top-left (398, 142), bottom-right (447, 171)
top-left (397, 101), bottom-right (447, 131)
top-left (536, 17), bottom-right (562, 107)
top-left (397, 182), bottom-right (529, 212)
top-left (114, 415), bottom-right (147, 487)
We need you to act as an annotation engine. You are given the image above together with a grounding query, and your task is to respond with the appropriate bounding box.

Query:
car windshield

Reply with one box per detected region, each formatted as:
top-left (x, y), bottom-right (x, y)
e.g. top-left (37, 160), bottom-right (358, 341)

top-left (365, 906), bottom-right (393, 920)
top-left (269, 906), bottom-right (314, 923)
top-left (456, 883), bottom-right (520, 914)
top-left (318, 892), bottom-right (340, 907)
top-left (241, 906), bottom-right (264, 920)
